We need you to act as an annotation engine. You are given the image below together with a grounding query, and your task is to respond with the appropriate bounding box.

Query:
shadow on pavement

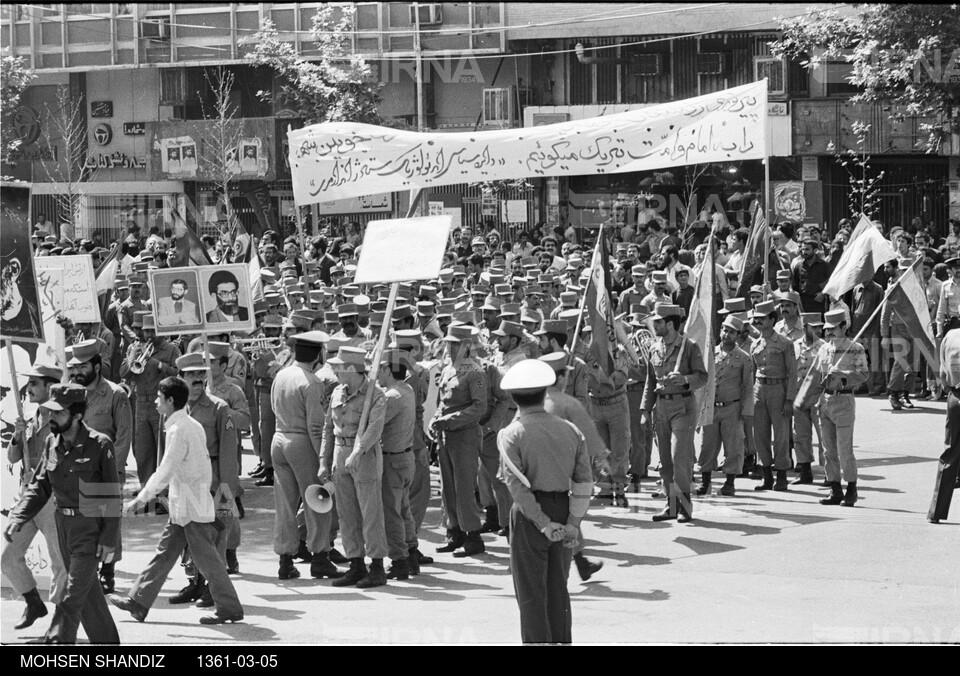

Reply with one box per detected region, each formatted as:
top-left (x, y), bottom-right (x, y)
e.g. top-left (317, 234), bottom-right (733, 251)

top-left (572, 584), bottom-right (670, 602)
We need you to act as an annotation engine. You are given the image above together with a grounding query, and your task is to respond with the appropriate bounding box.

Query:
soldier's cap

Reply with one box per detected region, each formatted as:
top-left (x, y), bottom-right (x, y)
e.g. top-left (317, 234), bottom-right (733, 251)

top-left (23, 361), bottom-right (64, 381)
top-left (488, 272), bottom-right (506, 285)
top-left (132, 262), bottom-right (149, 273)
top-left (115, 279), bottom-right (129, 290)
top-left (324, 336), bottom-right (351, 354)
top-left (520, 312), bottom-right (540, 326)
top-left (650, 270), bottom-right (668, 284)
top-left (286, 312), bottom-right (313, 331)
top-left (449, 310), bottom-right (476, 326)
top-left (395, 328), bottom-right (423, 342)
top-left (254, 299), bottom-right (269, 315)
top-left (616, 243), bottom-right (628, 253)
top-left (945, 256), bottom-right (960, 268)
top-left (436, 303), bottom-right (456, 319)
top-left (721, 315), bottom-right (745, 332)
top-left (749, 284), bottom-right (766, 296)
top-left (733, 311), bottom-right (750, 324)
top-left (416, 301), bottom-right (436, 316)
top-left (801, 312), bottom-right (824, 327)
top-left (263, 314), bottom-right (284, 328)
top-left (341, 285), bottom-right (360, 299)
top-left (539, 273), bottom-right (557, 284)
top-left (822, 309), bottom-right (846, 329)
top-left (337, 303), bottom-right (359, 318)
top-left (539, 351), bottom-right (574, 374)
top-left (419, 285), bottom-right (438, 299)
top-left (481, 296), bottom-right (504, 312)
top-left (650, 303), bottom-right (682, 321)
top-left (498, 302), bottom-right (522, 317)
top-left (282, 277), bottom-right (300, 288)
top-left (392, 304), bottom-right (415, 322)
top-left (629, 303), bottom-right (646, 316)
top-left (750, 300), bottom-right (778, 318)
top-left (560, 291), bottom-right (578, 306)
top-left (442, 324), bottom-right (479, 343)
top-left (471, 236), bottom-right (487, 247)
top-left (631, 264), bottom-right (647, 276)
top-left (629, 311), bottom-right (652, 328)
top-left (718, 298), bottom-right (747, 315)
top-left (328, 346), bottom-right (368, 371)
top-left (774, 290), bottom-right (801, 307)
top-left (470, 284), bottom-right (489, 297)
top-left (323, 311), bottom-right (340, 324)
top-left (128, 274), bottom-right (146, 286)
top-left (264, 293), bottom-right (282, 305)
top-left (308, 290), bottom-right (325, 302)
top-left (340, 242), bottom-right (355, 253)
top-left (379, 348), bottom-right (414, 370)
top-left (139, 254), bottom-right (154, 263)
top-left (65, 339), bottom-right (105, 366)
top-left (534, 319), bottom-right (568, 336)
top-left (291, 330), bottom-right (331, 348)
top-left (207, 341), bottom-right (231, 359)
top-left (41, 383), bottom-right (87, 411)
top-left (525, 284), bottom-right (543, 296)
top-left (566, 284), bottom-right (583, 294)
top-left (492, 320), bottom-right (525, 339)
top-left (558, 308), bottom-right (581, 324)
top-left (776, 269), bottom-right (792, 281)
top-left (131, 310), bottom-right (150, 328)
top-left (501, 359), bottom-right (556, 393)
top-left (438, 268), bottom-right (454, 282)
top-left (354, 294), bottom-right (371, 309)
top-left (303, 261), bottom-right (320, 273)
top-left (369, 311), bottom-right (385, 326)
top-left (493, 283), bottom-right (512, 296)
top-left (176, 352), bottom-right (209, 373)
top-left (279, 260), bottom-right (297, 270)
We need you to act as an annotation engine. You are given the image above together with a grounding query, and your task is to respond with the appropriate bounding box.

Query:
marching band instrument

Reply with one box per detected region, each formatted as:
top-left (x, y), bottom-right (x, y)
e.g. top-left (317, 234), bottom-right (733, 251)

top-left (129, 341), bottom-right (155, 375)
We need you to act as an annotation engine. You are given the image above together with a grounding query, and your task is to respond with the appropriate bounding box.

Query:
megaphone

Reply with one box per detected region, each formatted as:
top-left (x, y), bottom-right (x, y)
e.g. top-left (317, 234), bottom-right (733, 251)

top-left (305, 481), bottom-right (335, 513)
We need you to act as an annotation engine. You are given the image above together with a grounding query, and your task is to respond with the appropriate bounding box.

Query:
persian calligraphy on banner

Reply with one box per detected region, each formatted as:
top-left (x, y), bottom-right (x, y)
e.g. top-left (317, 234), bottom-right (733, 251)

top-left (34, 255), bottom-right (101, 325)
top-left (288, 81), bottom-right (767, 205)
top-left (354, 216), bottom-right (453, 284)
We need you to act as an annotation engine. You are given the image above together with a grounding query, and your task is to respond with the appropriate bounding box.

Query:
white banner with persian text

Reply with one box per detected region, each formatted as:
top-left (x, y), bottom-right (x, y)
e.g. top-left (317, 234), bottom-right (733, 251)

top-left (288, 81), bottom-right (767, 205)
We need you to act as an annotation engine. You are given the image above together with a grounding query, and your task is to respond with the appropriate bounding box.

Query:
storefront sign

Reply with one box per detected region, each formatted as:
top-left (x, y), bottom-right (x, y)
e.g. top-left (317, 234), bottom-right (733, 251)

top-left (93, 123), bottom-right (113, 146)
top-left (84, 152), bottom-right (146, 170)
top-left (315, 192), bottom-right (393, 215)
top-left (767, 102), bottom-right (789, 116)
top-left (7, 145), bottom-right (58, 162)
top-left (91, 101), bottom-right (113, 118)
top-left (123, 122), bottom-right (145, 136)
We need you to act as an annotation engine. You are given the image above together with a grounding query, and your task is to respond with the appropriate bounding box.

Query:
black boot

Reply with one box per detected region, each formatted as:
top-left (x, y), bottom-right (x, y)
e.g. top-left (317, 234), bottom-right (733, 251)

top-left (888, 391), bottom-right (903, 410)
top-left (479, 506), bottom-right (501, 533)
top-left (792, 462), bottom-right (814, 485)
top-left (328, 546), bottom-right (349, 564)
top-left (310, 551), bottom-right (343, 579)
top-left (169, 575), bottom-right (205, 604)
top-left (332, 558), bottom-right (368, 587)
top-left (247, 462), bottom-right (266, 478)
top-left (453, 530), bottom-right (485, 558)
top-left (195, 583), bottom-right (214, 608)
top-left (900, 392), bottom-right (915, 409)
top-left (740, 454), bottom-right (757, 478)
top-left (357, 558), bottom-right (387, 588)
top-left (436, 528), bottom-right (466, 553)
top-left (294, 540), bottom-right (312, 562)
top-left (226, 549), bottom-right (239, 575)
top-left (720, 474), bottom-right (736, 496)
top-left (14, 588), bottom-right (47, 630)
top-left (411, 546), bottom-right (433, 566)
top-left (754, 466), bottom-right (774, 491)
top-left (278, 554), bottom-right (300, 580)
top-left (407, 548), bottom-right (421, 576)
top-left (773, 470), bottom-right (789, 492)
top-left (613, 484), bottom-right (629, 507)
top-left (820, 482), bottom-right (844, 505)
top-left (652, 491), bottom-right (676, 522)
top-left (841, 481), bottom-right (859, 507)
top-left (254, 467), bottom-right (274, 487)
top-left (386, 557), bottom-right (410, 581)
top-left (696, 471), bottom-right (712, 496)
top-left (99, 562), bottom-right (115, 595)
top-left (234, 497), bottom-right (245, 520)
top-left (677, 493), bottom-right (693, 523)
top-left (573, 553), bottom-right (603, 581)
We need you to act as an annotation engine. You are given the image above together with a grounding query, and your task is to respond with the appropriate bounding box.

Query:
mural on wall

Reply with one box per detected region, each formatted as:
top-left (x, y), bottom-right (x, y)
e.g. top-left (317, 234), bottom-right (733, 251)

top-left (773, 181), bottom-right (807, 222)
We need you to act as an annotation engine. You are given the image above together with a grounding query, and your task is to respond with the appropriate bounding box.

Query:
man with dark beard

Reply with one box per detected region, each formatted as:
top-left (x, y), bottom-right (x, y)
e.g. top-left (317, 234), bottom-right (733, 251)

top-left (205, 270), bottom-right (249, 323)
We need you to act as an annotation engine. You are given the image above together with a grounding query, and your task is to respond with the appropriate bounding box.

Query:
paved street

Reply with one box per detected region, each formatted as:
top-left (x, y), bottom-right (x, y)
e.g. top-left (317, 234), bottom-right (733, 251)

top-left (2, 395), bottom-right (956, 645)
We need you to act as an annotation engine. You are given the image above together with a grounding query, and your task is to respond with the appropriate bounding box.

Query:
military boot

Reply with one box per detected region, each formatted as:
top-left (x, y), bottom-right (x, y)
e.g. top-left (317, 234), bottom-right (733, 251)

top-left (613, 484), bottom-right (629, 507)
top-left (720, 474), bottom-right (736, 496)
top-left (294, 539), bottom-right (312, 562)
top-left (792, 462), bottom-right (814, 485)
top-left (899, 392), bottom-right (915, 409)
top-left (278, 554), bottom-right (300, 580)
top-left (169, 575), bottom-right (206, 604)
top-left (310, 551), bottom-right (343, 579)
top-left (888, 391), bottom-right (903, 410)
top-left (677, 494), bottom-right (693, 523)
top-left (226, 549), bottom-right (239, 575)
top-left (385, 557), bottom-right (410, 581)
top-left (99, 562), bottom-right (115, 595)
top-left (652, 491), bottom-right (676, 522)
top-left (14, 588), bottom-right (47, 630)
top-left (331, 558), bottom-right (368, 587)
top-left (435, 527), bottom-right (466, 553)
top-left (254, 467), bottom-right (274, 487)
top-left (453, 530), bottom-right (485, 558)
top-left (356, 558), bottom-right (387, 588)
top-left (479, 506), bottom-right (501, 534)
top-left (695, 471), bottom-right (712, 496)
top-left (754, 466), bottom-right (774, 491)
top-left (407, 548), bottom-right (421, 576)
top-left (573, 553), bottom-right (603, 581)
top-left (841, 481), bottom-right (859, 507)
top-left (820, 482), bottom-right (844, 505)
top-left (773, 470), bottom-right (789, 492)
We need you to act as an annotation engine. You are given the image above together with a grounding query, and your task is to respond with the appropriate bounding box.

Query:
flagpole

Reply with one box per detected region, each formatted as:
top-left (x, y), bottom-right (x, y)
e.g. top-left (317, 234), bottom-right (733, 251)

top-left (568, 222), bottom-right (604, 365)
top-left (5, 342), bottom-right (24, 420)
top-left (674, 231), bottom-right (714, 371)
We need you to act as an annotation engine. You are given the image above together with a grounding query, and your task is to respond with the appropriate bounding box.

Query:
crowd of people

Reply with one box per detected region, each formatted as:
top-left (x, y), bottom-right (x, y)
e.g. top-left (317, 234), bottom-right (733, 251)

top-left (4, 209), bottom-right (958, 644)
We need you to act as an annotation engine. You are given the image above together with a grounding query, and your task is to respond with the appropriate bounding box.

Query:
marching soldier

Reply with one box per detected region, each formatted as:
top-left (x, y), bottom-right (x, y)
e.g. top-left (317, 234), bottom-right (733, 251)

top-left (792, 313), bottom-right (825, 485)
top-left (4, 384), bottom-right (122, 644)
top-left (249, 314), bottom-right (286, 487)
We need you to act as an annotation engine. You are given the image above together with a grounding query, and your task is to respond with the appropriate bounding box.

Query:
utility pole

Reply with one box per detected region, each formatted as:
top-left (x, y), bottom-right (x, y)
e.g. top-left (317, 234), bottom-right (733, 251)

top-left (413, 3), bottom-right (425, 132)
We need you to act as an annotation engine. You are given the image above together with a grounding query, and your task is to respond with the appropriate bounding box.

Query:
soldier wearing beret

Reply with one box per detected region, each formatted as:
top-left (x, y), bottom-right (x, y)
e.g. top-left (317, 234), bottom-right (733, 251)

top-left (5, 384), bottom-right (122, 644)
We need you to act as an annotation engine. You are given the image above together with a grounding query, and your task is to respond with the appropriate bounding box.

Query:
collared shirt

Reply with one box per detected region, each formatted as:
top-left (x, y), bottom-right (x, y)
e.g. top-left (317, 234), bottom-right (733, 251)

top-left (272, 363), bottom-right (327, 457)
top-left (795, 336), bottom-right (825, 384)
top-left (587, 346), bottom-right (631, 398)
top-left (775, 316), bottom-right (804, 342)
top-left (617, 287), bottom-right (647, 315)
top-left (137, 409), bottom-right (213, 525)
top-left (751, 330), bottom-right (799, 400)
top-left (713, 344), bottom-right (755, 416)
top-left (8, 408), bottom-right (51, 486)
top-left (813, 337), bottom-right (869, 392)
top-left (641, 333), bottom-right (708, 411)
top-left (322, 380), bottom-right (387, 467)
top-left (434, 357), bottom-right (487, 431)
top-left (10, 424), bottom-right (120, 546)
top-left (543, 388), bottom-right (609, 466)
top-left (187, 392), bottom-right (239, 498)
top-left (791, 255), bottom-right (831, 300)
top-left (381, 380), bottom-right (416, 455)
top-left (936, 279), bottom-right (960, 334)
top-left (84, 376), bottom-right (132, 464)
top-left (939, 328), bottom-right (960, 388)
top-left (208, 376), bottom-right (251, 433)
top-left (497, 407), bottom-right (592, 531)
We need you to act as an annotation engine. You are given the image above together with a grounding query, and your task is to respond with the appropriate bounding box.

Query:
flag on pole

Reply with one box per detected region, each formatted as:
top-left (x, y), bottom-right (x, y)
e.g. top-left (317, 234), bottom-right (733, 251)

top-left (891, 258), bottom-right (939, 373)
top-left (584, 231), bottom-right (617, 374)
top-left (684, 234), bottom-right (716, 427)
top-left (735, 203), bottom-right (770, 298)
top-left (168, 214), bottom-right (213, 267)
top-left (94, 243), bottom-right (122, 319)
top-left (822, 214), bottom-right (897, 298)
top-left (248, 237), bottom-right (264, 303)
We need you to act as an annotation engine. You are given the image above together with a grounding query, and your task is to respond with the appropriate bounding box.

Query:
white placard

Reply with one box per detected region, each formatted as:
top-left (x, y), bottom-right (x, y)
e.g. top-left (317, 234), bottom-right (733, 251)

top-left (354, 216), bottom-right (453, 284)
top-left (33, 255), bottom-right (101, 325)
top-left (289, 81), bottom-right (768, 204)
top-left (505, 199), bottom-right (528, 224)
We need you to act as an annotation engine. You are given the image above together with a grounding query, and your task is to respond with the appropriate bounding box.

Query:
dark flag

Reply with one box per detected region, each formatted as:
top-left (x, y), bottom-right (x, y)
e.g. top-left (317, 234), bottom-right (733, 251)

top-left (168, 213), bottom-right (212, 267)
top-left (735, 203), bottom-right (769, 298)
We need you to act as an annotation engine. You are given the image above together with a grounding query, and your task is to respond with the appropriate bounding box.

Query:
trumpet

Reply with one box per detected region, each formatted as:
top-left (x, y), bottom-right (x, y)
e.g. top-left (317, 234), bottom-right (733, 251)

top-left (238, 336), bottom-right (284, 358)
top-left (130, 342), bottom-right (155, 375)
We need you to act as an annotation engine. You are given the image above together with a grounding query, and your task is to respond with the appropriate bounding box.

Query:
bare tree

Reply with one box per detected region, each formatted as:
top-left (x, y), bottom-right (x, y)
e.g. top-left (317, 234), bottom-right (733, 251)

top-left (679, 163), bottom-right (711, 247)
top-left (828, 121), bottom-right (885, 218)
top-left (40, 84), bottom-right (97, 241)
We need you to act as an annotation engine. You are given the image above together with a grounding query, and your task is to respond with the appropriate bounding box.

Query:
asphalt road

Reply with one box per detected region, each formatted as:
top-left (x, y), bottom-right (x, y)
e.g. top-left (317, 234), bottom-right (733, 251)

top-left (2, 395), bottom-right (956, 645)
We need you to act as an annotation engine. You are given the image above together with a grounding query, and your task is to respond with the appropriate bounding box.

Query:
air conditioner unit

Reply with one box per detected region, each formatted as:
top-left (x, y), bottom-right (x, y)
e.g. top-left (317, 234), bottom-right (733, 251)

top-left (755, 56), bottom-right (787, 96)
top-left (635, 54), bottom-right (663, 76)
top-left (696, 52), bottom-right (725, 75)
top-left (140, 18), bottom-right (170, 41)
top-left (483, 87), bottom-right (514, 127)
top-left (409, 3), bottom-right (442, 26)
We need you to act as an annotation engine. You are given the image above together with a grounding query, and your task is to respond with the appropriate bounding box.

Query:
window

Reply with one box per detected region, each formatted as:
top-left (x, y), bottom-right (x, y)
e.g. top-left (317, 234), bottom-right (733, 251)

top-left (755, 57), bottom-right (786, 96)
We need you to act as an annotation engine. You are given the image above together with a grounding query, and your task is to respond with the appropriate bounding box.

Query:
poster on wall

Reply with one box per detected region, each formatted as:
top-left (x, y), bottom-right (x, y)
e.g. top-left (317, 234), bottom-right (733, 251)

top-left (773, 181), bottom-right (806, 223)
top-left (160, 136), bottom-right (198, 178)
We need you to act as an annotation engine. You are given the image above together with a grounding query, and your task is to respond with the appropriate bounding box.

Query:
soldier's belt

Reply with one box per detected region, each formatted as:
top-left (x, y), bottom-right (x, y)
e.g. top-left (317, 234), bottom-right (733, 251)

top-left (757, 377), bottom-right (787, 385)
top-left (335, 435), bottom-right (357, 445)
top-left (714, 399), bottom-right (740, 407)
top-left (589, 392), bottom-right (626, 406)
top-left (658, 392), bottom-right (692, 401)
top-left (626, 382), bottom-right (644, 391)
top-left (823, 388), bottom-right (854, 395)
top-left (384, 447), bottom-right (412, 455)
top-left (58, 507), bottom-right (80, 516)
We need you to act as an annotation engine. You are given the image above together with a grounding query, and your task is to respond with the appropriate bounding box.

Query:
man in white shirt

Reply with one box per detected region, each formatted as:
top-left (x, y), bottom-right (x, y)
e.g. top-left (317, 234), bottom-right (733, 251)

top-left (108, 376), bottom-right (243, 625)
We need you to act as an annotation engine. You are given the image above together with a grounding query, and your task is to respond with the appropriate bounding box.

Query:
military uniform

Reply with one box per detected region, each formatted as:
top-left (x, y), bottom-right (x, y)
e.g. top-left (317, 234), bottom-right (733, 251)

top-left (406, 359), bottom-right (432, 534)
top-left (929, 328), bottom-right (960, 522)
top-left (380, 377), bottom-right (418, 564)
top-left (794, 334), bottom-right (825, 468)
top-left (698, 342), bottom-right (754, 478)
top-left (750, 330), bottom-right (798, 473)
top-left (812, 335), bottom-right (868, 486)
top-left (587, 347), bottom-right (631, 501)
top-left (7, 407), bottom-right (121, 644)
top-left (479, 345), bottom-right (524, 530)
